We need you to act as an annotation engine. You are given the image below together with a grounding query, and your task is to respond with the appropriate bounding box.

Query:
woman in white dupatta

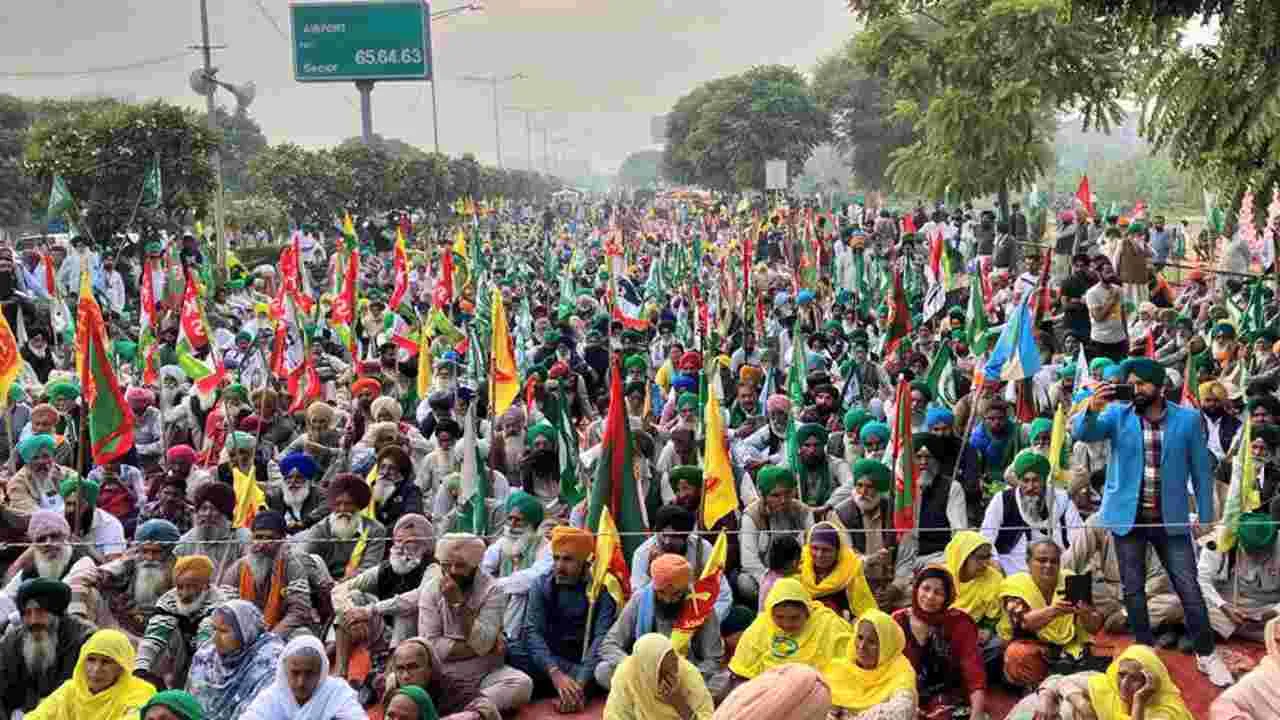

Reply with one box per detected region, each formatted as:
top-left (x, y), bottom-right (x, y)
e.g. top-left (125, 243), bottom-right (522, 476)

top-left (241, 635), bottom-right (367, 720)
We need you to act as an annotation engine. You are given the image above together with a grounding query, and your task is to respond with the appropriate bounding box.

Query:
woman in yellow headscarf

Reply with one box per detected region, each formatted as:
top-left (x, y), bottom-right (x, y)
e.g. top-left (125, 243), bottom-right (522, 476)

top-left (827, 609), bottom-right (918, 719)
top-left (29, 629), bottom-right (157, 720)
top-left (1007, 645), bottom-right (1191, 720)
top-left (729, 578), bottom-right (853, 684)
top-left (944, 531), bottom-right (1004, 632)
top-left (798, 521), bottom-right (877, 621)
top-left (604, 633), bottom-right (714, 720)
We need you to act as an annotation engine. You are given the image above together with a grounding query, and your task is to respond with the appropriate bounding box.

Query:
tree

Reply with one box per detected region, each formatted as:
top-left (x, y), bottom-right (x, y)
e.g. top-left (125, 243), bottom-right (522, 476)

top-left (663, 65), bottom-right (829, 191)
top-left (845, 0), bottom-right (1127, 216)
top-left (340, 135), bottom-right (427, 162)
top-left (0, 95), bottom-right (35, 229)
top-left (25, 101), bottom-right (218, 245)
top-left (226, 194), bottom-right (288, 237)
top-left (206, 106), bottom-right (269, 194)
top-left (397, 152), bottom-right (452, 212)
top-left (331, 143), bottom-right (403, 217)
top-left (811, 38), bottom-right (915, 191)
top-left (617, 149), bottom-right (665, 188)
top-left (448, 154), bottom-right (483, 202)
top-left (247, 143), bottom-right (344, 225)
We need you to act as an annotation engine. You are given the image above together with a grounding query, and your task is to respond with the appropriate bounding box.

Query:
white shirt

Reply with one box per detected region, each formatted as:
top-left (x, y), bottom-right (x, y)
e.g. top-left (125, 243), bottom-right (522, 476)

top-left (1085, 282), bottom-right (1126, 344)
top-left (981, 487), bottom-right (1082, 575)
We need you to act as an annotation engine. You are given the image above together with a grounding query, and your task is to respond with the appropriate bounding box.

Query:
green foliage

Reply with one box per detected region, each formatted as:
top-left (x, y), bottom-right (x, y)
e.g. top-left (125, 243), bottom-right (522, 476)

top-left (663, 65), bottom-right (829, 191)
top-left (847, 0), bottom-right (1126, 208)
top-left (247, 143), bottom-right (345, 225)
top-left (617, 149), bottom-right (665, 188)
top-left (339, 134), bottom-right (427, 161)
top-left (398, 153), bottom-right (452, 210)
top-left (0, 95), bottom-right (36, 229)
top-left (811, 37), bottom-right (916, 191)
top-left (207, 107), bottom-right (269, 194)
top-left (226, 194), bottom-right (288, 236)
top-left (24, 100), bottom-right (218, 246)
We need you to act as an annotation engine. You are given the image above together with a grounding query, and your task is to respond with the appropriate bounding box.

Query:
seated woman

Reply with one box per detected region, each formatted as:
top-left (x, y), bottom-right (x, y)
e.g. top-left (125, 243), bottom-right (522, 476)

top-left (998, 540), bottom-right (1106, 689)
top-left (384, 686), bottom-right (438, 720)
top-left (944, 531), bottom-right (1005, 669)
top-left (187, 601), bottom-right (285, 720)
top-left (604, 634), bottom-right (714, 720)
top-left (827, 609), bottom-right (918, 720)
top-left (728, 578), bottom-right (852, 690)
top-left (1008, 645), bottom-right (1192, 720)
top-left (893, 566), bottom-right (986, 720)
top-left (28, 628), bottom-right (158, 720)
top-left (241, 636), bottom-right (367, 720)
top-left (332, 606), bottom-right (392, 706)
top-left (797, 522), bottom-right (877, 622)
top-left (140, 691), bottom-right (204, 720)
top-left (1211, 616), bottom-right (1280, 719)
top-left (711, 665), bottom-right (831, 720)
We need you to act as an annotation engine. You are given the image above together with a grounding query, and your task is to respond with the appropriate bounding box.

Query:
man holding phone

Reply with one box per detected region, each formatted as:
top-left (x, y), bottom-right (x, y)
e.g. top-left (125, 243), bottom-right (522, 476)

top-left (1072, 356), bottom-right (1232, 686)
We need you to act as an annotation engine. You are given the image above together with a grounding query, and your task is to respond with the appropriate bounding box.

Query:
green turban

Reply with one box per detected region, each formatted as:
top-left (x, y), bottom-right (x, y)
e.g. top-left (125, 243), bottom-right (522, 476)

top-left (677, 392), bottom-right (699, 411)
top-left (45, 381), bottom-right (79, 403)
top-left (843, 408), bottom-right (870, 434)
top-left (1239, 512), bottom-right (1277, 553)
top-left (141, 691), bottom-right (204, 720)
top-left (504, 490), bottom-right (545, 528)
top-left (112, 340), bottom-right (137, 362)
top-left (1011, 450), bottom-right (1051, 481)
top-left (144, 240), bottom-right (164, 254)
top-left (391, 687), bottom-right (439, 720)
top-left (1028, 418), bottom-right (1054, 444)
top-left (852, 459), bottom-right (891, 494)
top-left (1057, 363), bottom-right (1077, 380)
top-left (227, 431), bottom-right (257, 450)
top-left (623, 354), bottom-right (648, 373)
top-left (1118, 357), bottom-right (1167, 386)
top-left (669, 465), bottom-right (703, 491)
top-left (17, 434), bottom-right (55, 463)
top-left (1089, 357), bottom-right (1114, 374)
top-left (756, 465), bottom-right (797, 494)
top-left (795, 423), bottom-right (828, 446)
top-left (542, 329), bottom-right (562, 345)
top-left (222, 383), bottom-right (249, 404)
top-left (59, 474), bottom-right (100, 509)
top-left (525, 421), bottom-right (557, 447)
top-left (860, 422), bottom-right (891, 445)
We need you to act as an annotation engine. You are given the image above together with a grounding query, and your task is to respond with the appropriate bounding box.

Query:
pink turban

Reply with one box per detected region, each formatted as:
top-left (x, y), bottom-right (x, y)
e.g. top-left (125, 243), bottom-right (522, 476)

top-left (713, 665), bottom-right (832, 720)
top-left (125, 387), bottom-right (155, 406)
top-left (166, 445), bottom-right (197, 464)
top-left (650, 553), bottom-right (692, 591)
top-left (766, 394), bottom-right (792, 414)
top-left (28, 510), bottom-right (70, 540)
top-left (436, 533), bottom-right (485, 568)
top-left (393, 514), bottom-right (434, 552)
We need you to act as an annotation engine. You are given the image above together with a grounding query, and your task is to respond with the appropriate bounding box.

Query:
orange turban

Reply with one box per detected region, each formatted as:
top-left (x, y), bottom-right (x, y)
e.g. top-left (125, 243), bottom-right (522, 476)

top-left (550, 526), bottom-right (594, 560)
top-left (351, 377), bottom-right (382, 398)
top-left (739, 364), bottom-right (764, 388)
top-left (173, 555), bottom-right (215, 582)
top-left (650, 553), bottom-right (692, 591)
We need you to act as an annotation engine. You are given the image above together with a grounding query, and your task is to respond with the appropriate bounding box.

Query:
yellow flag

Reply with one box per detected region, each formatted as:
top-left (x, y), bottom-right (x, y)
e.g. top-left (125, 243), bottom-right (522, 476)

top-left (702, 384), bottom-right (738, 528)
top-left (490, 289), bottom-right (519, 416)
top-left (590, 507), bottom-right (627, 608)
top-left (1048, 402), bottom-right (1068, 488)
top-left (417, 320), bottom-right (433, 401)
top-left (1221, 415), bottom-right (1260, 552)
top-left (232, 467), bottom-right (267, 528)
top-left (452, 227), bottom-right (468, 258)
top-left (342, 211), bottom-right (356, 239)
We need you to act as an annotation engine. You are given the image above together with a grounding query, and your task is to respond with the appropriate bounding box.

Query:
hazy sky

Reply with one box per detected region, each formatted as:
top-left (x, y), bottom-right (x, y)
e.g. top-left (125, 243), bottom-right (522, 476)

top-left (0, 1), bottom-right (859, 173)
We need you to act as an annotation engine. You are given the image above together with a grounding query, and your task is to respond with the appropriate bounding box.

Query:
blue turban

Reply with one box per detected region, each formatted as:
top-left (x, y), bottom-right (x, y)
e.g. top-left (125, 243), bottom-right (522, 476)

top-left (18, 434), bottom-right (55, 463)
top-left (672, 374), bottom-right (697, 392)
top-left (1102, 364), bottom-right (1125, 382)
top-left (925, 406), bottom-right (954, 429)
top-left (136, 519), bottom-right (181, 545)
top-left (860, 421), bottom-right (891, 445)
top-left (796, 289), bottom-right (815, 306)
top-left (279, 451), bottom-right (319, 480)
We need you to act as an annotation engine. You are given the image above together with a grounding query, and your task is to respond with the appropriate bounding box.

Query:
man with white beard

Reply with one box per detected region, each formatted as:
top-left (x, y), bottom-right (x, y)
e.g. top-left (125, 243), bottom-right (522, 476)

top-left (481, 491), bottom-right (548, 579)
top-left (135, 555), bottom-right (229, 689)
top-left (827, 459), bottom-right (898, 566)
top-left (299, 473), bottom-right (387, 581)
top-left (266, 451), bottom-right (327, 534)
top-left (172, 482), bottom-right (251, 581)
top-left (333, 514), bottom-right (435, 650)
top-left (68, 518), bottom-right (181, 640)
top-left (217, 511), bottom-right (313, 638)
top-left (492, 405), bottom-right (528, 477)
top-left (980, 450), bottom-right (1082, 575)
top-left (370, 446), bottom-right (423, 530)
top-left (0, 579), bottom-right (94, 719)
top-left (6, 434), bottom-right (71, 519)
top-left (1, 511), bottom-right (95, 603)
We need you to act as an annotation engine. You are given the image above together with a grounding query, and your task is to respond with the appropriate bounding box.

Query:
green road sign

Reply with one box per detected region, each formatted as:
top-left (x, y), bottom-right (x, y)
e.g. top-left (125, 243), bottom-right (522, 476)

top-left (291, 2), bottom-right (432, 82)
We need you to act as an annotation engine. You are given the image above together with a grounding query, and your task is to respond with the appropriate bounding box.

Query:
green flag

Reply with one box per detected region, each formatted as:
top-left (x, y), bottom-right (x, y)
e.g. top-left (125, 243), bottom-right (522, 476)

top-left (549, 388), bottom-right (584, 506)
top-left (923, 344), bottom-right (953, 400)
top-left (586, 361), bottom-right (647, 558)
top-left (47, 175), bottom-right (73, 222)
top-left (141, 155), bottom-right (163, 209)
top-left (966, 279), bottom-right (989, 355)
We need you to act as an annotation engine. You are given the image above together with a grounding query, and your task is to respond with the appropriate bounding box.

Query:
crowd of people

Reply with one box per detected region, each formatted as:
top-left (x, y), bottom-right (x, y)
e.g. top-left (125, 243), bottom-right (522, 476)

top-left (0, 196), bottom-right (1277, 720)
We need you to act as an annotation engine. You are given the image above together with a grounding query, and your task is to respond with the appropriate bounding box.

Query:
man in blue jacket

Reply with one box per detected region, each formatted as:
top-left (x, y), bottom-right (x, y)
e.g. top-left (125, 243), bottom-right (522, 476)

top-left (1073, 357), bottom-right (1233, 686)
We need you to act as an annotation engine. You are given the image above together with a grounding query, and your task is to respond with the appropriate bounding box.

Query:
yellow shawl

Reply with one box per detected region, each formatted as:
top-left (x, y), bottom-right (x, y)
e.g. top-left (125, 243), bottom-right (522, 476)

top-left (1088, 645), bottom-right (1193, 720)
top-left (729, 578), bottom-right (854, 680)
top-left (945, 531), bottom-right (1004, 626)
top-left (797, 522), bottom-right (877, 619)
top-left (827, 609), bottom-right (918, 713)
top-left (29, 629), bottom-right (156, 720)
top-left (604, 633), bottom-right (714, 720)
top-left (996, 571), bottom-right (1090, 657)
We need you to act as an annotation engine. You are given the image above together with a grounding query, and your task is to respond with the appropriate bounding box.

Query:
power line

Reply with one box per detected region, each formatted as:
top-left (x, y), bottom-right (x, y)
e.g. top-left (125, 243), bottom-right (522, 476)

top-left (249, 0), bottom-right (289, 41)
top-left (0, 51), bottom-right (197, 79)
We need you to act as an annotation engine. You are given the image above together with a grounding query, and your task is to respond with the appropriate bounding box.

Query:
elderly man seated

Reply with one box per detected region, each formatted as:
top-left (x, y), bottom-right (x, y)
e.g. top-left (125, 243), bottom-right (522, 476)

top-left (631, 505), bottom-right (732, 627)
top-left (266, 451), bottom-right (327, 534)
top-left (417, 533), bottom-right (533, 718)
top-left (333, 513), bottom-right (436, 647)
top-left (218, 511), bottom-right (314, 638)
top-left (482, 491), bottom-right (548, 579)
top-left (1200, 506), bottom-right (1280, 643)
top-left (8, 434), bottom-right (73, 519)
top-left (0, 579), bottom-right (95, 719)
top-left (172, 481), bottom-right (250, 583)
top-left (299, 473), bottom-right (387, 581)
top-left (372, 446), bottom-right (422, 530)
top-left (135, 555), bottom-right (228, 690)
top-left (60, 475), bottom-right (126, 563)
top-left (998, 539), bottom-right (1106, 690)
top-left (509, 527), bottom-right (613, 713)
top-left (597, 553), bottom-right (728, 699)
top-left (980, 451), bottom-right (1082, 575)
top-left (69, 518), bottom-right (181, 639)
top-left (3, 511), bottom-right (95, 596)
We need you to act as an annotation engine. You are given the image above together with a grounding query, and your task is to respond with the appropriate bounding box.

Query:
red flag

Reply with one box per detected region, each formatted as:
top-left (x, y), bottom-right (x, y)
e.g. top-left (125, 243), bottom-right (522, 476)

top-left (903, 213), bottom-right (917, 235)
top-left (330, 250), bottom-right (359, 325)
top-left (287, 350), bottom-right (321, 414)
top-left (389, 228), bottom-right (410, 309)
top-left (180, 276), bottom-right (209, 349)
top-left (433, 250), bottom-right (454, 309)
top-left (890, 379), bottom-right (917, 536)
top-left (1075, 175), bottom-right (1094, 217)
top-left (1145, 330), bottom-right (1155, 358)
top-left (881, 270), bottom-right (912, 359)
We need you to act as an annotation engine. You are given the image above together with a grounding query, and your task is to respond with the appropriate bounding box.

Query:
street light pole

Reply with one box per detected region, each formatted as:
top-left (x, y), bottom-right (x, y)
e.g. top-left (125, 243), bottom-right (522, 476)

top-left (426, 3), bottom-right (485, 155)
top-left (197, 0), bottom-right (228, 278)
top-left (461, 72), bottom-right (526, 169)
top-left (505, 106), bottom-right (551, 173)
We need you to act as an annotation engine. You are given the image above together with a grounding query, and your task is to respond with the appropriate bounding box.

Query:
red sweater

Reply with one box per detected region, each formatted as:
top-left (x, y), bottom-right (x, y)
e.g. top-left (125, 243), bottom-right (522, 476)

top-left (892, 607), bottom-right (987, 697)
